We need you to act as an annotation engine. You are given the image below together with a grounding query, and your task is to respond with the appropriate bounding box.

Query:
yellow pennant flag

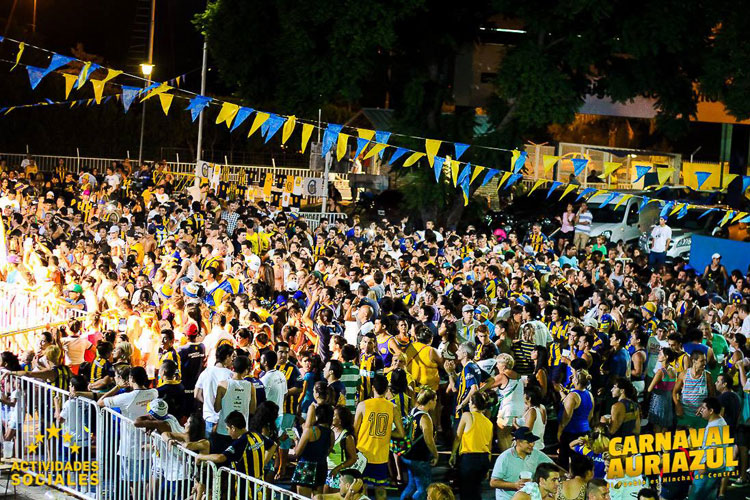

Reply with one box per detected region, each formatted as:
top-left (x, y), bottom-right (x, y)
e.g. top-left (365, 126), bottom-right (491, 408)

top-left (281, 115), bottom-right (296, 144)
top-left (669, 202), bottom-right (684, 217)
top-left (614, 194), bottom-right (633, 210)
top-left (3, 107), bottom-right (14, 115)
top-left (358, 129), bottom-right (375, 141)
top-left (404, 152), bottom-right (425, 167)
top-left (528, 179), bottom-right (546, 195)
top-left (142, 82), bottom-right (171, 101)
top-left (543, 155), bottom-right (559, 174)
top-left (720, 210), bottom-right (733, 227)
top-left (425, 139), bottom-right (441, 167)
top-left (657, 167), bottom-right (674, 186)
top-left (90, 79), bottom-right (105, 104)
top-left (62, 74), bottom-right (77, 99)
top-left (510, 149), bottom-right (521, 170)
top-left (101, 69), bottom-right (123, 84)
top-left (158, 93), bottom-right (174, 115)
top-left (732, 211), bottom-right (748, 224)
top-left (336, 133), bottom-right (349, 161)
top-left (300, 123), bottom-right (314, 153)
top-left (247, 112), bottom-right (270, 138)
top-left (364, 143), bottom-right (387, 160)
top-left (496, 171), bottom-right (512, 190)
top-left (592, 189), bottom-right (607, 199)
top-left (69, 101), bottom-right (77, 109)
top-left (559, 183), bottom-right (578, 201)
top-left (11, 42), bottom-right (24, 71)
top-left (470, 166), bottom-right (486, 184)
top-left (600, 161), bottom-right (623, 179)
top-left (450, 160), bottom-right (460, 186)
top-left (722, 173), bottom-right (738, 189)
top-left (215, 102), bottom-right (239, 126)
top-left (76, 61), bottom-right (92, 88)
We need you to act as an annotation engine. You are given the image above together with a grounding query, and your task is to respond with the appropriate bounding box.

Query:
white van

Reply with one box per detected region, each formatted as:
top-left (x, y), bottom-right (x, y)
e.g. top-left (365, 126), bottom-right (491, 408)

top-left (585, 193), bottom-right (655, 244)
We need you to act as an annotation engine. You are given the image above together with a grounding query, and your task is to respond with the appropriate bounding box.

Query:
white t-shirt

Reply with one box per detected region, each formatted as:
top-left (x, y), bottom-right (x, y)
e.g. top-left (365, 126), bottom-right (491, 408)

top-left (650, 225), bottom-right (672, 252)
top-left (62, 336), bottom-right (92, 365)
top-left (216, 379), bottom-right (254, 435)
top-left (105, 174), bottom-right (121, 189)
top-left (103, 388), bottom-right (158, 458)
top-left (60, 398), bottom-right (92, 447)
top-left (195, 365), bottom-right (233, 423)
top-left (260, 369), bottom-right (288, 409)
top-left (741, 315), bottom-right (750, 335)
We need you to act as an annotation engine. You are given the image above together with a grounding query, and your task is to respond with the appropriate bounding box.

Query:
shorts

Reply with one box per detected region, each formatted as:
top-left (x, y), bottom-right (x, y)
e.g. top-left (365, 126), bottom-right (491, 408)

top-left (362, 462), bottom-right (389, 487)
top-left (276, 414), bottom-right (295, 450)
top-left (121, 457), bottom-right (149, 482)
top-left (497, 405), bottom-right (522, 428)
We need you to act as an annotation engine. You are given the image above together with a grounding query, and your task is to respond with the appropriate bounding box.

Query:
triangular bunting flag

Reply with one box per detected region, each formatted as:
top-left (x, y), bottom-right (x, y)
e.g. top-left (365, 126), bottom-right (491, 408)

top-left (62, 73), bottom-right (77, 99)
top-left (215, 102), bottom-right (240, 126)
top-left (528, 179), bottom-right (546, 195)
top-left (281, 116), bottom-right (296, 144)
top-left (660, 201), bottom-right (674, 219)
top-left (158, 93), bottom-right (173, 115)
top-left (543, 155), bottom-right (558, 174)
top-left (336, 133), bottom-right (350, 160)
top-left (698, 207), bottom-right (717, 219)
top-left (732, 211), bottom-right (748, 224)
top-left (230, 107), bottom-right (254, 132)
top-left (546, 181), bottom-right (563, 199)
top-left (363, 143), bottom-right (387, 160)
top-left (26, 66), bottom-right (45, 90)
top-left (694, 171), bottom-right (712, 190)
top-left (497, 171), bottom-right (513, 190)
top-left (388, 147), bottom-right (409, 165)
top-left (571, 158), bottom-right (589, 177)
top-left (403, 152), bottom-right (425, 167)
top-left (186, 96), bottom-right (212, 121)
top-left (139, 82), bottom-right (159, 95)
top-left (43, 54), bottom-right (74, 77)
top-left (354, 129), bottom-right (374, 158)
top-left (450, 160), bottom-right (460, 186)
top-left (248, 112), bottom-right (270, 138)
top-left (599, 192), bottom-right (618, 208)
top-left (480, 169), bottom-right (499, 188)
top-left (11, 42), bottom-right (24, 71)
top-left (599, 161), bottom-right (623, 179)
top-left (456, 164), bottom-right (471, 186)
top-left (374, 131), bottom-right (391, 158)
top-left (90, 79), bottom-right (105, 104)
top-left (433, 157), bottom-right (445, 182)
top-left (513, 151), bottom-right (528, 173)
top-left (634, 165), bottom-right (651, 184)
top-left (657, 167), bottom-right (674, 186)
top-left (505, 173), bottom-right (523, 189)
top-left (510, 150), bottom-right (520, 170)
top-left (76, 62), bottom-right (100, 89)
top-left (354, 138), bottom-right (369, 159)
top-left (262, 114), bottom-right (286, 143)
top-left (614, 194), bottom-right (632, 210)
top-left (142, 82), bottom-right (171, 101)
top-left (576, 187), bottom-right (597, 201)
top-left (321, 124), bottom-right (343, 157)
top-left (425, 139), bottom-right (441, 167)
top-left (722, 173), bottom-right (738, 189)
top-left (669, 202), bottom-right (685, 216)
top-left (300, 123), bottom-right (314, 154)
top-left (638, 196), bottom-right (651, 212)
top-left (720, 211), bottom-right (733, 227)
top-left (742, 176), bottom-right (750, 193)
top-left (677, 204), bottom-right (689, 219)
top-left (101, 69), bottom-right (123, 84)
top-left (454, 143), bottom-right (469, 160)
top-left (470, 166), bottom-right (486, 185)
top-left (559, 184), bottom-right (578, 201)
top-left (121, 86), bottom-right (140, 113)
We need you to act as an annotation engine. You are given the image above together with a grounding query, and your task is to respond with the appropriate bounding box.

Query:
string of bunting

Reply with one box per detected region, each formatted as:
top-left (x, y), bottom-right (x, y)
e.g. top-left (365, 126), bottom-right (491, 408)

top-left (1, 36), bottom-right (749, 225)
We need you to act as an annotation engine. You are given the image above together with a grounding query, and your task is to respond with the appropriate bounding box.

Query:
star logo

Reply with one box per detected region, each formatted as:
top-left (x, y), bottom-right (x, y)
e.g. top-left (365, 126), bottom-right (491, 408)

top-left (34, 433), bottom-right (45, 444)
top-left (46, 424), bottom-right (61, 439)
top-left (26, 443), bottom-right (38, 454)
top-left (62, 433), bottom-right (73, 444)
top-left (69, 444), bottom-right (81, 455)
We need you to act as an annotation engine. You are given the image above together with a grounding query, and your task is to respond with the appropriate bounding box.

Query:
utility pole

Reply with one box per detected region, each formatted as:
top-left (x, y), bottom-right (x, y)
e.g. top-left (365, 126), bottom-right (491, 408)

top-left (137, 0), bottom-right (156, 167)
top-left (196, 38), bottom-right (208, 163)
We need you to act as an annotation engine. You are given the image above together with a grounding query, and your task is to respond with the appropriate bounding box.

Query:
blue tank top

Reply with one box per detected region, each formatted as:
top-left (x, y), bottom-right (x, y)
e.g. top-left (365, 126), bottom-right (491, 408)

top-left (564, 389), bottom-right (592, 434)
top-left (377, 335), bottom-right (394, 367)
top-left (300, 426), bottom-right (332, 463)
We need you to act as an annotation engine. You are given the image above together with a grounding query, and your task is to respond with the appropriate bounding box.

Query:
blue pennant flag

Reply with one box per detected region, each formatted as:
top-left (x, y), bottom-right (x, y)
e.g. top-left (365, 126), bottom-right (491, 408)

top-left (571, 158), bottom-right (589, 177)
top-left (659, 201), bottom-right (674, 219)
top-left (321, 124), bottom-right (343, 157)
top-left (262, 114), bottom-right (286, 142)
top-left (513, 151), bottom-right (528, 173)
top-left (26, 66), bottom-right (46, 90)
top-left (505, 173), bottom-right (523, 189)
top-left (742, 176), bottom-right (750, 193)
top-left (741, 215), bottom-right (750, 223)
top-left (677, 204), bottom-right (689, 219)
top-left (599, 192), bottom-right (618, 208)
top-left (44, 98), bottom-right (53, 104)
top-left (461, 174), bottom-right (471, 201)
top-left (103, 95), bottom-right (112, 103)
top-left (456, 164), bottom-right (471, 187)
top-left (354, 138), bottom-right (369, 159)
top-left (433, 157), bottom-right (445, 182)
top-left (374, 131), bottom-right (391, 158)
top-left (231, 107), bottom-right (254, 132)
top-left (121, 86), bottom-right (140, 113)
top-left (694, 171), bottom-right (712, 190)
top-left (388, 147), bottom-right (409, 165)
top-left (140, 82), bottom-right (159, 95)
top-left (186, 96), bottom-right (212, 122)
top-left (454, 143), bottom-right (470, 160)
top-left (575, 187), bottom-right (597, 201)
top-left (634, 165), bottom-right (651, 184)
top-left (76, 63), bottom-right (100, 88)
top-left (698, 207), bottom-right (718, 219)
top-left (480, 169), bottom-right (499, 188)
top-left (546, 181), bottom-right (563, 199)
top-left (638, 196), bottom-right (650, 212)
top-left (44, 54), bottom-right (74, 77)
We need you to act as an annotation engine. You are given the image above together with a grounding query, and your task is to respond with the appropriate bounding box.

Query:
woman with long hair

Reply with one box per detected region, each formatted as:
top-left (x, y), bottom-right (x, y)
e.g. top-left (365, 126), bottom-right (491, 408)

top-left (531, 345), bottom-right (549, 399)
top-left (248, 401), bottom-right (280, 482)
top-left (557, 454), bottom-right (594, 500)
top-left (324, 406), bottom-right (358, 493)
top-left (647, 347), bottom-right (678, 432)
top-left (557, 369), bottom-right (594, 470)
top-left (400, 387), bottom-right (439, 500)
top-left (292, 403), bottom-right (334, 498)
top-left (449, 392), bottom-right (493, 500)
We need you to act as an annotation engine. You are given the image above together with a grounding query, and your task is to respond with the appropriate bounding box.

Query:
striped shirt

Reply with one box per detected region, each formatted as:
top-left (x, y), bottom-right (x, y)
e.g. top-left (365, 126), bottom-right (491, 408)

top-left (278, 362), bottom-right (302, 415)
top-left (222, 431), bottom-right (265, 479)
top-left (575, 210), bottom-right (593, 234)
top-left (340, 361), bottom-right (360, 412)
top-left (90, 357), bottom-right (114, 384)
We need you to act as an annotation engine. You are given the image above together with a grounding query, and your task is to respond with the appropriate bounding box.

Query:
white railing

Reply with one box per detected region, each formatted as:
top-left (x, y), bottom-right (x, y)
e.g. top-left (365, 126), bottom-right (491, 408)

top-left (0, 375), bottom-right (301, 500)
top-left (295, 211), bottom-right (349, 230)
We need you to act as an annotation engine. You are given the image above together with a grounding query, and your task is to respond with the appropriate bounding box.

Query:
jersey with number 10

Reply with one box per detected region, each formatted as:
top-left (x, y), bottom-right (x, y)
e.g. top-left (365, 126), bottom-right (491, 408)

top-left (357, 397), bottom-right (395, 465)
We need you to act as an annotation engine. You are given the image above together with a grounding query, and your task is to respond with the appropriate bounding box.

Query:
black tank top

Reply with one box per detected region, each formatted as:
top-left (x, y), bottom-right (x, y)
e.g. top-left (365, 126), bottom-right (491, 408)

top-left (403, 410), bottom-right (431, 461)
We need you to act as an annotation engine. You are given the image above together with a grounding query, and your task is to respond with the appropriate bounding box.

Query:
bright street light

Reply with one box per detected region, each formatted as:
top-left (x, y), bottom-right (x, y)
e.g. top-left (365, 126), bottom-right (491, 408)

top-left (140, 63), bottom-right (154, 77)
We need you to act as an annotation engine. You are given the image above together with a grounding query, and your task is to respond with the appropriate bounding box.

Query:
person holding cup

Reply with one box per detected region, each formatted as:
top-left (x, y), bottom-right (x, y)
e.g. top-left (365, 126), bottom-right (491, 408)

top-left (489, 426), bottom-right (554, 500)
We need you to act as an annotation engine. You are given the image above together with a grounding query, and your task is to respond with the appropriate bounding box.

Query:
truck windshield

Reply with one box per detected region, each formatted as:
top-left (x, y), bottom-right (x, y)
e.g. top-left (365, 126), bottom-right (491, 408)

top-left (588, 206), bottom-right (625, 224)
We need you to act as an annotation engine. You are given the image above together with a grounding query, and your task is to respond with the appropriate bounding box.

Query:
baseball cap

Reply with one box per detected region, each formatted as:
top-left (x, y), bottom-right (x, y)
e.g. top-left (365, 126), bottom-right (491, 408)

top-left (583, 317), bottom-right (598, 329)
top-left (475, 305), bottom-right (490, 318)
top-left (712, 253), bottom-right (721, 260)
top-left (512, 426), bottom-right (539, 443)
top-left (68, 284), bottom-right (83, 293)
top-left (147, 399), bottom-right (169, 420)
top-left (642, 302), bottom-right (657, 316)
top-left (109, 225), bottom-right (120, 234)
top-left (185, 323), bottom-right (199, 337)
top-left (515, 294), bottom-right (532, 306)
top-left (462, 304), bottom-right (474, 313)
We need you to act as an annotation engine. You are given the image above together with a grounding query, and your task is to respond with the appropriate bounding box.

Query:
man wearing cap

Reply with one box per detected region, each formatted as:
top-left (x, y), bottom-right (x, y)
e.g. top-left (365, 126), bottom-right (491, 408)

top-left (457, 304), bottom-right (481, 344)
top-left (648, 216), bottom-right (671, 269)
top-left (703, 253), bottom-right (729, 296)
top-left (489, 426), bottom-right (553, 500)
top-left (65, 284), bottom-right (87, 310)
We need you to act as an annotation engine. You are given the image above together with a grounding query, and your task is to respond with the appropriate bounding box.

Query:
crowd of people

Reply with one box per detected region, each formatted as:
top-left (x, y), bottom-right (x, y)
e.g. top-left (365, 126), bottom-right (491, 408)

top-left (0, 155), bottom-right (749, 500)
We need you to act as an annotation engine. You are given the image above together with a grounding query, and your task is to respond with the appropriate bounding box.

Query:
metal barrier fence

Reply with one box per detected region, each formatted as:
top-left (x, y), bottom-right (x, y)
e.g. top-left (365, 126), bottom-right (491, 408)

top-left (1, 375), bottom-right (303, 500)
top-left (295, 211), bottom-right (349, 230)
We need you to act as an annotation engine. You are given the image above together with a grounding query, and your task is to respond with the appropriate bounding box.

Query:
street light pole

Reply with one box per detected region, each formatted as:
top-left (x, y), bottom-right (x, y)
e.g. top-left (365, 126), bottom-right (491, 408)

top-left (137, 0), bottom-right (156, 167)
top-left (196, 38), bottom-right (208, 163)
top-left (31, 0), bottom-right (36, 34)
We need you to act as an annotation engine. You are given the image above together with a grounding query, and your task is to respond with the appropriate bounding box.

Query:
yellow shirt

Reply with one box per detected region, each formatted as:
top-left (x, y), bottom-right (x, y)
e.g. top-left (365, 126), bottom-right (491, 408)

top-left (460, 411), bottom-right (493, 455)
top-left (407, 341), bottom-right (439, 391)
top-left (357, 397), bottom-right (395, 464)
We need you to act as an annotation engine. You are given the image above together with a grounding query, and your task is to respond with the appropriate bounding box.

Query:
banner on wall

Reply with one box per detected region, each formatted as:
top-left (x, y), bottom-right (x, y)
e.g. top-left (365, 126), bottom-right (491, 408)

top-left (302, 177), bottom-right (324, 197)
top-left (195, 160), bottom-right (213, 180)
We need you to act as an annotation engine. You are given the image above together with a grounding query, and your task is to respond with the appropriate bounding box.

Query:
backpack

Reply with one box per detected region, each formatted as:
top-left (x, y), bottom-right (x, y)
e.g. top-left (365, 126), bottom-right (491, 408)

top-left (390, 408), bottom-right (427, 456)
